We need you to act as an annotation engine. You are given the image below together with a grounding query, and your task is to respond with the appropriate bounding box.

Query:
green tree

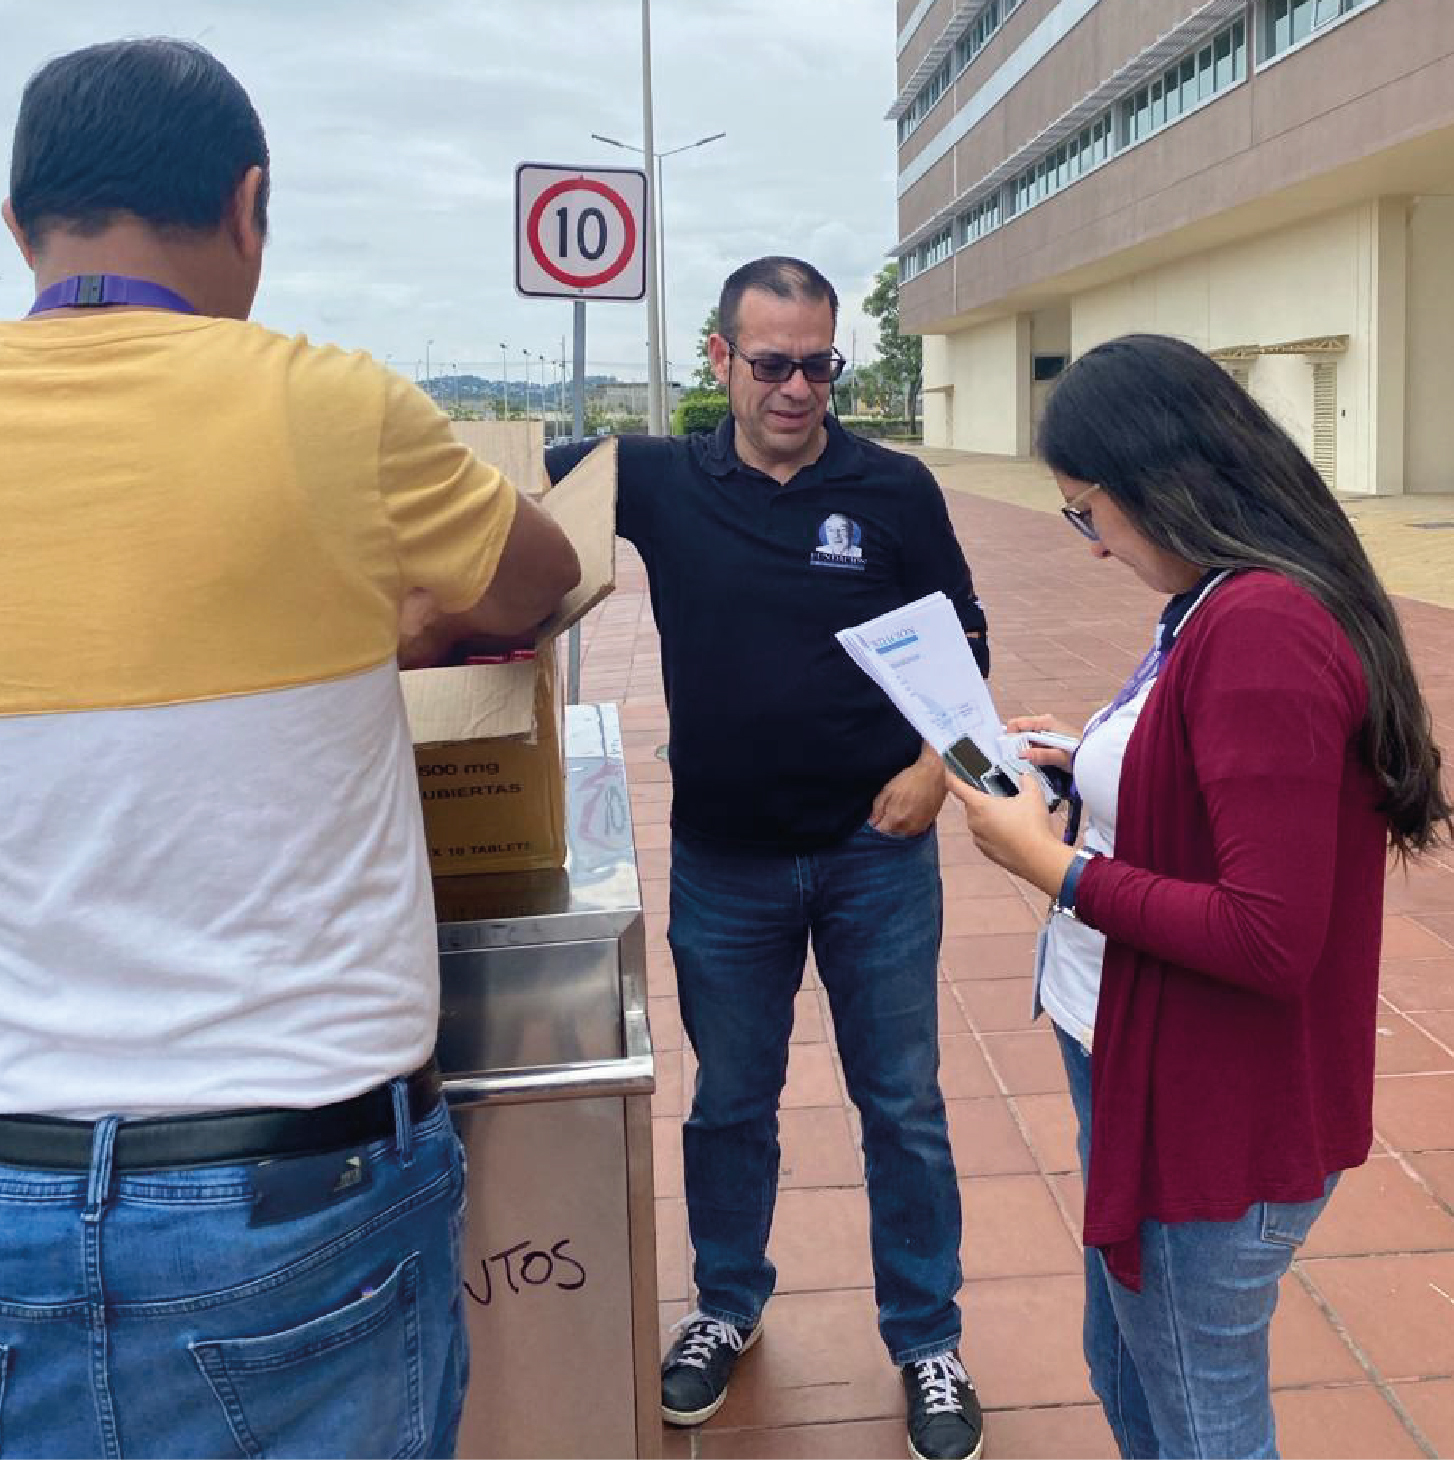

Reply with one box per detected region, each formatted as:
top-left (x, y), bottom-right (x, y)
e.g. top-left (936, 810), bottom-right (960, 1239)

top-left (692, 305), bottom-right (721, 392)
top-left (863, 263), bottom-right (922, 432)
top-left (850, 360), bottom-right (896, 416)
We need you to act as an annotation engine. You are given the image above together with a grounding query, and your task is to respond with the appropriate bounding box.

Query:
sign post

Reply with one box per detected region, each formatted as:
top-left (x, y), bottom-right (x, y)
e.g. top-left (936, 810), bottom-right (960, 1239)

top-left (516, 163), bottom-right (648, 704)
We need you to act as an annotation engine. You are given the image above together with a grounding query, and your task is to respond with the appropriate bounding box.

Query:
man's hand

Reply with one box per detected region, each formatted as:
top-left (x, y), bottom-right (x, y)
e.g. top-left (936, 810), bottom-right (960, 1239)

top-left (395, 488), bottom-right (580, 669)
top-left (869, 745), bottom-right (948, 837)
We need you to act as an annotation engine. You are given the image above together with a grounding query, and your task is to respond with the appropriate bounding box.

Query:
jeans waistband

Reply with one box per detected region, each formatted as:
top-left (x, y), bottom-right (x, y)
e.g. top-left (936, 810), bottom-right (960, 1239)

top-left (0, 1060), bottom-right (442, 1173)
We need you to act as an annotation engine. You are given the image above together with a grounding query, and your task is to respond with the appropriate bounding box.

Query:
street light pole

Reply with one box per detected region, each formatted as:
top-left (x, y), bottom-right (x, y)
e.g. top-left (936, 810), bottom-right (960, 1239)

top-left (640, 0), bottom-right (662, 435)
top-left (425, 338), bottom-right (434, 396)
top-left (499, 343), bottom-right (509, 421)
top-left (590, 124), bottom-right (725, 435)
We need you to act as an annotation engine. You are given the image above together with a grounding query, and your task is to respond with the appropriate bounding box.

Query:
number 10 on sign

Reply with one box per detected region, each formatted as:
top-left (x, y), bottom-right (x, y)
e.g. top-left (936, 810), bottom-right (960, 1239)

top-left (515, 164), bottom-right (648, 302)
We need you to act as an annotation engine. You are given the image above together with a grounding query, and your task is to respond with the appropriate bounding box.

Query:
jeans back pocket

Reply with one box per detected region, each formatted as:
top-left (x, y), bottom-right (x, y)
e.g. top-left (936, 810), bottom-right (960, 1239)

top-left (1260, 1173), bottom-right (1341, 1249)
top-left (191, 1253), bottom-right (425, 1459)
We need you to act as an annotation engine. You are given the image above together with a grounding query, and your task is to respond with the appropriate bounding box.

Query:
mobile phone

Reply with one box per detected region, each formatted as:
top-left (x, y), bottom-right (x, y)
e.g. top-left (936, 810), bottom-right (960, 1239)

top-left (1020, 731), bottom-right (1081, 754)
top-left (944, 737), bottom-right (1019, 797)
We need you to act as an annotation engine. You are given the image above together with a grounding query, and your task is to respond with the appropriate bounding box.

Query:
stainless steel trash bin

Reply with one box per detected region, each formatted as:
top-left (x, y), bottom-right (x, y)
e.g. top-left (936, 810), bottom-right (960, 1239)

top-left (435, 703), bottom-right (660, 1459)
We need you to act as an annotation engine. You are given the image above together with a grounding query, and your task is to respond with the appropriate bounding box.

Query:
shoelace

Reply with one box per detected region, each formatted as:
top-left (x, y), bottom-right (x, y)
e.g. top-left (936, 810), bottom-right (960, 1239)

top-left (913, 1353), bottom-right (970, 1415)
top-left (669, 1311), bottom-right (746, 1370)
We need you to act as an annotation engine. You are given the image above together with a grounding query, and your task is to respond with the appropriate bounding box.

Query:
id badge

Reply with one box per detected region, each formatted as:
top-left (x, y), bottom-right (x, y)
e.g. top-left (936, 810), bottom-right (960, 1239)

top-left (1030, 917), bottom-right (1051, 1023)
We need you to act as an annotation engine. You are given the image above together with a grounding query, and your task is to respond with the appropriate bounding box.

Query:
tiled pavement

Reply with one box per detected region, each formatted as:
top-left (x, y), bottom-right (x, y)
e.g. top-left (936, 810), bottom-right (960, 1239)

top-left (573, 451), bottom-right (1454, 1460)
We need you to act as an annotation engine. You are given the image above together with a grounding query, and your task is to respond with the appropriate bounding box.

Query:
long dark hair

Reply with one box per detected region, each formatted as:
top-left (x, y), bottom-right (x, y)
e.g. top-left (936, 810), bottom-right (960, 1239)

top-left (1039, 333), bottom-right (1451, 857)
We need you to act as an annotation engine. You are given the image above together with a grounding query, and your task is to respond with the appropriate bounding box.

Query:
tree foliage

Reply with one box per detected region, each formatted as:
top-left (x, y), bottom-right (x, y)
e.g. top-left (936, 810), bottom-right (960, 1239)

top-left (862, 263), bottom-right (922, 431)
top-left (692, 306), bottom-right (721, 392)
top-left (672, 389), bottom-right (730, 435)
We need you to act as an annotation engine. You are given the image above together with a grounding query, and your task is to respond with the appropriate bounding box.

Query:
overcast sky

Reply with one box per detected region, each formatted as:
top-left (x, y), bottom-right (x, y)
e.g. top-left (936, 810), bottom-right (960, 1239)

top-left (0, 0), bottom-right (899, 385)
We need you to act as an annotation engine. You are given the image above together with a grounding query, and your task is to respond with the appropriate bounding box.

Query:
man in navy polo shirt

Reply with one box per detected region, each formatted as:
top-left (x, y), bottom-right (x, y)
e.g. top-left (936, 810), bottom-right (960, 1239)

top-left (547, 257), bottom-right (988, 1460)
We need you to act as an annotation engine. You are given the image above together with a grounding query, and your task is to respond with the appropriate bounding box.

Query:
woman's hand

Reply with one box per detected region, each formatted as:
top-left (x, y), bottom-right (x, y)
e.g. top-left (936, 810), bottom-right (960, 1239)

top-left (1005, 713), bottom-right (1081, 773)
top-left (946, 773), bottom-right (1078, 898)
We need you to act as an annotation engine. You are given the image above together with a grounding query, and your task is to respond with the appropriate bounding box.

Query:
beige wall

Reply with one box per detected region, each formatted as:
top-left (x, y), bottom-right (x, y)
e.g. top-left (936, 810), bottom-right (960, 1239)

top-left (926, 315), bottom-right (1030, 454)
top-left (1070, 205), bottom-right (1365, 354)
top-left (922, 334), bottom-right (955, 446)
top-left (1405, 195), bottom-right (1454, 494)
top-left (1051, 198), bottom-right (1417, 494)
top-left (1250, 355), bottom-right (1314, 461)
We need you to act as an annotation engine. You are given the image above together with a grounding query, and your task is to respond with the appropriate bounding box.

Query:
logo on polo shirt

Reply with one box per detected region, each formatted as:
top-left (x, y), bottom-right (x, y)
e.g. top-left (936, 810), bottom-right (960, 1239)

top-left (811, 513), bottom-right (865, 571)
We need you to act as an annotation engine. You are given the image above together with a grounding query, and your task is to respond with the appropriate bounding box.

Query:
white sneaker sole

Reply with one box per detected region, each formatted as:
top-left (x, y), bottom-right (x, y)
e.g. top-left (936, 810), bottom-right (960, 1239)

top-left (660, 1321), bottom-right (764, 1427)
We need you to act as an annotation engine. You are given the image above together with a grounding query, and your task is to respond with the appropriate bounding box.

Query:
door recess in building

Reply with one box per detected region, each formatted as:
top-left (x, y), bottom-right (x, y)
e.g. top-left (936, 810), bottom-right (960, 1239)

top-left (1311, 361), bottom-right (1337, 489)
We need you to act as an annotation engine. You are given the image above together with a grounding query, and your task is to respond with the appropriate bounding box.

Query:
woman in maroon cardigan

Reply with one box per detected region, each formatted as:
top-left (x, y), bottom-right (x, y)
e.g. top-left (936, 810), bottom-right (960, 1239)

top-left (950, 334), bottom-right (1450, 1459)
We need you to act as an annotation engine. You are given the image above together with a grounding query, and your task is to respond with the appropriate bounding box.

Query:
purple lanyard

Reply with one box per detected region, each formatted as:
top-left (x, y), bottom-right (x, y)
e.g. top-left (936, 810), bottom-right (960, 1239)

top-left (27, 273), bottom-right (199, 316)
top-left (1061, 569), bottom-right (1231, 843)
top-left (1080, 644), bottom-right (1162, 741)
top-left (1061, 642), bottom-right (1161, 845)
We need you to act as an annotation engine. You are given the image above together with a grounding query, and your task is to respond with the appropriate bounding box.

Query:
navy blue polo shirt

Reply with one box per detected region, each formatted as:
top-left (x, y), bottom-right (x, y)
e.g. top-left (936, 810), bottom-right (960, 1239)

top-left (547, 415), bottom-right (989, 853)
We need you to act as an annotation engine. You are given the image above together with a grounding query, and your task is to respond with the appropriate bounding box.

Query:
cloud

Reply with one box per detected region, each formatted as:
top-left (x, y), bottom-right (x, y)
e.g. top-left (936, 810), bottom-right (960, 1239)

top-left (0, 0), bottom-right (899, 380)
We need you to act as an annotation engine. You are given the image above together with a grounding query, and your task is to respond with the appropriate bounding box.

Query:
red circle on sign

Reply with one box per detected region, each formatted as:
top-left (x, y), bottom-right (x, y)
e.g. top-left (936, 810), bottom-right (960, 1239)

top-left (527, 178), bottom-right (638, 290)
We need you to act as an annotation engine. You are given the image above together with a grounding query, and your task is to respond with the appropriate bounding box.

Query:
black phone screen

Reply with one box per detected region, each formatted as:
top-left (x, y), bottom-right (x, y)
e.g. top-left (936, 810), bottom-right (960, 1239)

top-left (944, 737), bottom-right (1020, 797)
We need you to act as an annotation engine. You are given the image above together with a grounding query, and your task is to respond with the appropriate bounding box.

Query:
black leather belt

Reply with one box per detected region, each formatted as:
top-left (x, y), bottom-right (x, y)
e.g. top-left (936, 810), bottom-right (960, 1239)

top-left (0, 1060), bottom-right (443, 1173)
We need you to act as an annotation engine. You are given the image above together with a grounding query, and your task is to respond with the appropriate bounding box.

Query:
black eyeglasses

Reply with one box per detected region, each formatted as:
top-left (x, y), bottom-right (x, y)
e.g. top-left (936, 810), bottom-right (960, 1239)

top-left (1061, 483), bottom-right (1102, 541)
top-left (725, 338), bottom-right (846, 384)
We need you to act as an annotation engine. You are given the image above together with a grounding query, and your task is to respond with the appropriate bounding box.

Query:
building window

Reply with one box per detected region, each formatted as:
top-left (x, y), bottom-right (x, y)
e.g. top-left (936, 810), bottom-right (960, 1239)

top-left (898, 0), bottom-right (1025, 146)
top-left (897, 53), bottom-right (954, 145)
top-left (1006, 108), bottom-right (1113, 216)
top-left (957, 190), bottom-right (1002, 246)
top-left (1122, 17), bottom-right (1245, 147)
top-left (1264, 0), bottom-right (1372, 59)
top-left (945, 9), bottom-right (1247, 251)
top-left (901, 224), bottom-right (954, 281)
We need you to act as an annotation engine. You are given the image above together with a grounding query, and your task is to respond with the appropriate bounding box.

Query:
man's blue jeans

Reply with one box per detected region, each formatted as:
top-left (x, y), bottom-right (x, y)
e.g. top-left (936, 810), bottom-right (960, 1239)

top-left (0, 1092), bottom-right (468, 1458)
top-left (669, 823), bottom-right (963, 1365)
top-left (1056, 1025), bottom-right (1336, 1459)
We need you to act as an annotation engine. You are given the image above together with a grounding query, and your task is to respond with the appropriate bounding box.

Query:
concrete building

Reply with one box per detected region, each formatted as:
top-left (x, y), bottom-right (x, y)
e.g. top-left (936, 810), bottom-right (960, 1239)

top-left (891, 0), bottom-right (1454, 493)
top-left (589, 381), bottom-right (683, 418)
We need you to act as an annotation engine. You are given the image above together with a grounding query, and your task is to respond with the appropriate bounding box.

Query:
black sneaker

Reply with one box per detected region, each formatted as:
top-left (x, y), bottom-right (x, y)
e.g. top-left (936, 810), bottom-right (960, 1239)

top-left (660, 1311), bottom-right (762, 1426)
top-left (902, 1352), bottom-right (984, 1460)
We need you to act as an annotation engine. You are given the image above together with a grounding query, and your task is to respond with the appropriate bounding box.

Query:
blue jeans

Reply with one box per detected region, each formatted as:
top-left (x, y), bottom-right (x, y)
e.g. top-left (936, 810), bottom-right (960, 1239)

top-left (0, 1092), bottom-right (468, 1458)
top-left (669, 824), bottom-right (962, 1364)
top-left (1056, 1025), bottom-right (1336, 1459)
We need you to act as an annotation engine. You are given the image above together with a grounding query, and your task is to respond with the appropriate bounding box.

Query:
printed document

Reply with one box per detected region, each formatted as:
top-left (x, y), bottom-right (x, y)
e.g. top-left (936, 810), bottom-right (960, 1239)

top-left (836, 592), bottom-right (1005, 762)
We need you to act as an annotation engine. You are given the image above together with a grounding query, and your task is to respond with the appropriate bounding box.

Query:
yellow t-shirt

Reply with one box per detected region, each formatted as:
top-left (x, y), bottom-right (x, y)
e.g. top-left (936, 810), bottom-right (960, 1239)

top-left (0, 311), bottom-right (515, 714)
top-left (0, 311), bottom-right (517, 1115)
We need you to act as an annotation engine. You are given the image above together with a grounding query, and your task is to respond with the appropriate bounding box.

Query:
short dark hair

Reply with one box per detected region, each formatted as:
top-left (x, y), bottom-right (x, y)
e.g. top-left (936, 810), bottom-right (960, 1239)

top-left (718, 256), bottom-right (838, 338)
top-left (1039, 333), bottom-right (1452, 856)
top-left (9, 38), bottom-right (270, 246)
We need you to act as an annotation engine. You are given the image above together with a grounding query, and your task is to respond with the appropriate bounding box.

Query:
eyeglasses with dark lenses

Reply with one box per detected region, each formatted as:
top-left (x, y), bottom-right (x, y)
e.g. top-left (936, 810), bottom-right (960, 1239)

top-left (1060, 483), bottom-right (1102, 541)
top-left (725, 339), bottom-right (846, 384)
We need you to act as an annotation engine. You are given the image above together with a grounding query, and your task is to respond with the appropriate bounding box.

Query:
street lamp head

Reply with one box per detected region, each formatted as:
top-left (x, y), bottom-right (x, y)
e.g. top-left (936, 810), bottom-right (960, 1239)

top-left (591, 132), bottom-right (639, 153)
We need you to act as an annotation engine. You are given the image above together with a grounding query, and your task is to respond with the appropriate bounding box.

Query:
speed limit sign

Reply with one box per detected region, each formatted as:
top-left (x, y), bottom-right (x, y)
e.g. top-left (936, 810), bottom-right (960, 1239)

top-left (515, 163), bottom-right (648, 301)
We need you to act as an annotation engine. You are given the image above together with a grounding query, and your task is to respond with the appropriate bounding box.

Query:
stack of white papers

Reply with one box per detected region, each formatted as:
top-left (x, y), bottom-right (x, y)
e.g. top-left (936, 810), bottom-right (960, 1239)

top-left (835, 592), bottom-right (1005, 764)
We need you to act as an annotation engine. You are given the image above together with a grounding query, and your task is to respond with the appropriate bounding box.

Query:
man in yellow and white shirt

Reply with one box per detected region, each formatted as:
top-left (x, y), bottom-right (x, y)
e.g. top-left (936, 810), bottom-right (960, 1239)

top-left (0, 36), bottom-right (578, 1458)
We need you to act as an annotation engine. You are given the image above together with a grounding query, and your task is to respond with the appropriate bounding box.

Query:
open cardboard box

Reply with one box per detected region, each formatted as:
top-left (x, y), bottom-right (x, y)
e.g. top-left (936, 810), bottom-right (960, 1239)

top-left (401, 428), bottom-right (616, 876)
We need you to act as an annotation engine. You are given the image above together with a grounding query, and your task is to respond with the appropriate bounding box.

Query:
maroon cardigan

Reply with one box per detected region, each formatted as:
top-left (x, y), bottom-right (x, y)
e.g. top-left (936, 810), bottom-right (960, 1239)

top-left (1075, 571), bottom-right (1386, 1290)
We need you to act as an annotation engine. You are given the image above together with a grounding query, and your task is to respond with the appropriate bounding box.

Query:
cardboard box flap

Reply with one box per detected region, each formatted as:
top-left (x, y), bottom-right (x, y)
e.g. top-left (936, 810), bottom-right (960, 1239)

top-left (532, 436), bottom-right (618, 643)
top-left (449, 419), bottom-right (547, 497)
top-left (403, 658), bottom-right (539, 744)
